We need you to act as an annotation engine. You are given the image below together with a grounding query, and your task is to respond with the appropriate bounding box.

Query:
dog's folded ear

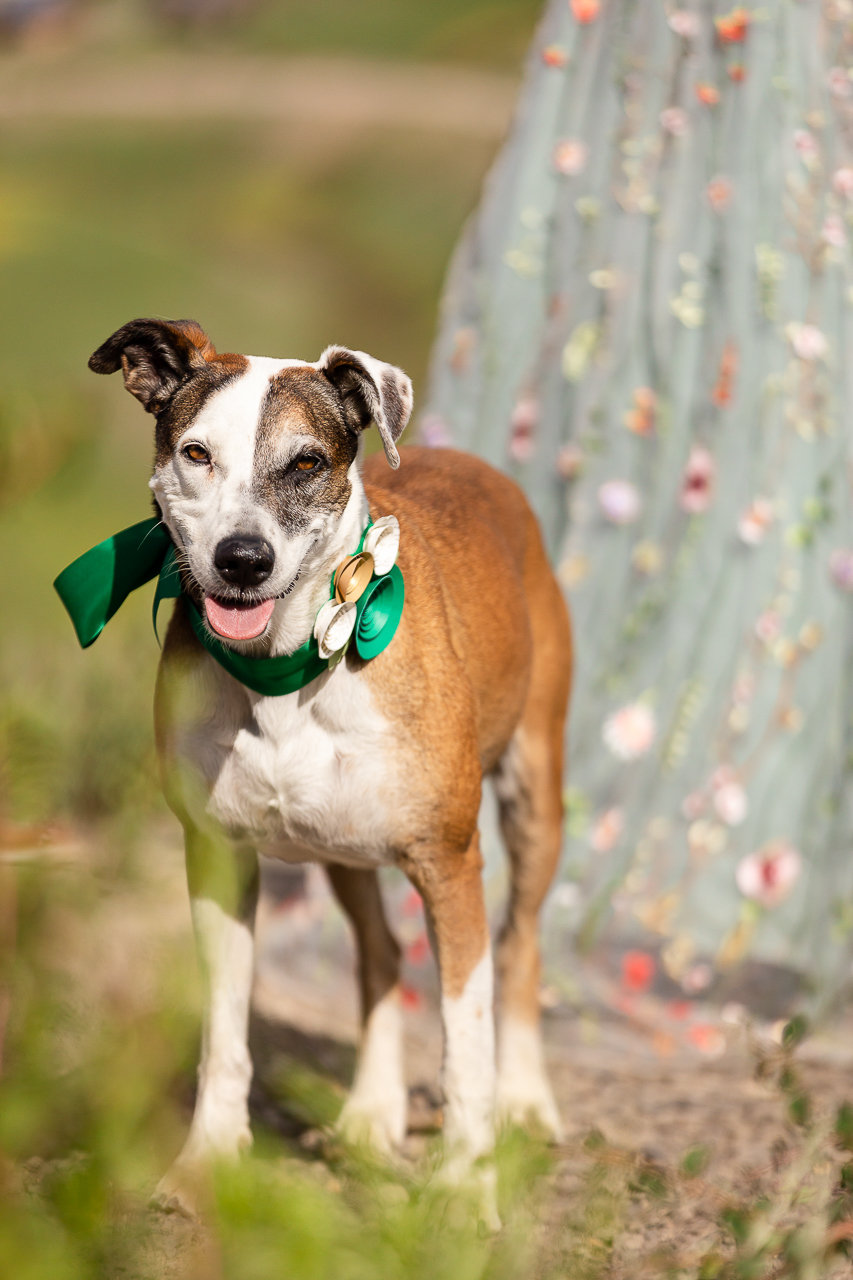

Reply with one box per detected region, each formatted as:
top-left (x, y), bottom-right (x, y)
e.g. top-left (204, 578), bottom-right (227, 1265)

top-left (317, 347), bottom-right (413, 469)
top-left (88, 319), bottom-right (216, 415)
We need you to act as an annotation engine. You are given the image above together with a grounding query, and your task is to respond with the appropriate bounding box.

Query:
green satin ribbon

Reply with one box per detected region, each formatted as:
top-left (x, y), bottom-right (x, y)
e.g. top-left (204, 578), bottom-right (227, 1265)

top-left (53, 515), bottom-right (404, 697)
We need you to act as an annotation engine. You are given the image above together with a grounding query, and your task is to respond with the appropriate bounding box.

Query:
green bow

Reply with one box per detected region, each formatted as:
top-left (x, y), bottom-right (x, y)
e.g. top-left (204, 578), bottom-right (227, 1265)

top-left (53, 516), bottom-right (404, 697)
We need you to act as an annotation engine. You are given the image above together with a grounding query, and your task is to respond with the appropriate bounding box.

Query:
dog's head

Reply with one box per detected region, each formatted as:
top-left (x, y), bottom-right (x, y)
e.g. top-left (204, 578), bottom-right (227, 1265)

top-left (89, 318), bottom-right (412, 648)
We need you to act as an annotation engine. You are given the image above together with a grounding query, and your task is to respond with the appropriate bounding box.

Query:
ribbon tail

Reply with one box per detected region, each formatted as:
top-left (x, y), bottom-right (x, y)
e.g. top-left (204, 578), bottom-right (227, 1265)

top-left (53, 517), bottom-right (171, 648)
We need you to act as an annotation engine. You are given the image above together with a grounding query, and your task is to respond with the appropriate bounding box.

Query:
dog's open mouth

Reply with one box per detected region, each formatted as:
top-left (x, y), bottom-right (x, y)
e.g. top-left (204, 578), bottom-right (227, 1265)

top-left (204, 596), bottom-right (275, 642)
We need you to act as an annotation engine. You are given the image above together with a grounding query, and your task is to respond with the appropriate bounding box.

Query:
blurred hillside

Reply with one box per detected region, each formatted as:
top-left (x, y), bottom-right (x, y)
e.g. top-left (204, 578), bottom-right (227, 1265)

top-left (0, 0), bottom-right (537, 824)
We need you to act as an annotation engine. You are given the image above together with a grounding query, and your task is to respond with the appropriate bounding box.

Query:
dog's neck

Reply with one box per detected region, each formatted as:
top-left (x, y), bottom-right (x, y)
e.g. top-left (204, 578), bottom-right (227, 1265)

top-left (258, 462), bottom-right (369, 659)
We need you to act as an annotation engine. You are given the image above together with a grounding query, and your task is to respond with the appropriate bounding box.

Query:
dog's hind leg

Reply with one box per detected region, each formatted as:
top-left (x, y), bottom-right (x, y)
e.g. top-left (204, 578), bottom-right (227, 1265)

top-left (153, 831), bottom-right (259, 1215)
top-left (326, 865), bottom-right (406, 1153)
top-left (492, 567), bottom-right (570, 1140)
top-left (493, 722), bottom-right (564, 1140)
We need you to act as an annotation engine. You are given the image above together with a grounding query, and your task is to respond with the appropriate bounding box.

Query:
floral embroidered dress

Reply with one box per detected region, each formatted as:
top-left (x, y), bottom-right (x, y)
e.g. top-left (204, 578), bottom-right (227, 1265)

top-left (425, 0), bottom-right (853, 1018)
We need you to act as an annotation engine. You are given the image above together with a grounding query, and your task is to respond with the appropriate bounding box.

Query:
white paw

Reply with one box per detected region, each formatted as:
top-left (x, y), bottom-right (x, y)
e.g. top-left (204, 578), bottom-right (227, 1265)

top-left (335, 1086), bottom-right (407, 1154)
top-left (152, 1120), bottom-right (252, 1216)
top-left (496, 1076), bottom-right (564, 1142)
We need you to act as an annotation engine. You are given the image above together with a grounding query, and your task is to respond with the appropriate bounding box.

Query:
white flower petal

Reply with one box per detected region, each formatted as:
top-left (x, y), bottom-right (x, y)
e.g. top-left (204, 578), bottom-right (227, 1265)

top-left (363, 515), bottom-right (400, 575)
top-left (314, 599), bottom-right (357, 660)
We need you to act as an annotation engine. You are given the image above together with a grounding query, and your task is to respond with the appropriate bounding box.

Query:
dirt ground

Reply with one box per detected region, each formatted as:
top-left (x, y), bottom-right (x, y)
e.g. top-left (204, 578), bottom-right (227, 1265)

top-left (9, 823), bottom-right (853, 1275)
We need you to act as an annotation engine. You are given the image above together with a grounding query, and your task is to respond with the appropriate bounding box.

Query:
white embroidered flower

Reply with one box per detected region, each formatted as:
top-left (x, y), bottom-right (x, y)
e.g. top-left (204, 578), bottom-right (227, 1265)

top-left (713, 781), bottom-right (748, 827)
top-left (738, 497), bottom-right (774, 545)
top-left (668, 10), bottom-right (700, 37)
top-left (598, 479), bottom-right (642, 524)
top-left (314, 599), bottom-right (357, 660)
top-left (603, 702), bottom-right (656, 760)
top-left (736, 841), bottom-right (802, 908)
top-left (363, 515), bottom-right (400, 576)
top-left (786, 322), bottom-right (828, 361)
top-left (590, 807), bottom-right (624, 852)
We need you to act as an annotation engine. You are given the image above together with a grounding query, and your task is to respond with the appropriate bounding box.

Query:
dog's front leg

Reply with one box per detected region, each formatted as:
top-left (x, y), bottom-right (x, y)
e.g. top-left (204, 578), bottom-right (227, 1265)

top-left (154, 828), bottom-right (258, 1216)
top-left (405, 832), bottom-right (498, 1226)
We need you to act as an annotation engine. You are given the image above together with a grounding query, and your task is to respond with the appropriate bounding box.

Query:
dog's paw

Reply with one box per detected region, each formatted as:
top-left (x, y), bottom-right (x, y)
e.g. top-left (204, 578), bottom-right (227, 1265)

top-left (335, 1087), bottom-right (407, 1155)
top-left (496, 1077), bottom-right (564, 1143)
top-left (151, 1162), bottom-right (206, 1219)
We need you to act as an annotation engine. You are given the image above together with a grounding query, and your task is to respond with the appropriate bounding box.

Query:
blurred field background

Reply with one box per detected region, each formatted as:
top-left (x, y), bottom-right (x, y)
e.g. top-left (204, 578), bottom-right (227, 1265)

top-left (6, 3), bottom-right (853, 1277)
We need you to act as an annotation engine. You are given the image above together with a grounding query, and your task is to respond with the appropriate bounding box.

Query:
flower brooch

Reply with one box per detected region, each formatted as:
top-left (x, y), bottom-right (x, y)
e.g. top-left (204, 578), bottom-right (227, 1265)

top-left (313, 515), bottom-right (403, 667)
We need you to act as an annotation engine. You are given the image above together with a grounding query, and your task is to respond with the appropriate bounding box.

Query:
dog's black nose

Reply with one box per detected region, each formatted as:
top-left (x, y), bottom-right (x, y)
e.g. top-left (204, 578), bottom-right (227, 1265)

top-left (214, 536), bottom-right (275, 588)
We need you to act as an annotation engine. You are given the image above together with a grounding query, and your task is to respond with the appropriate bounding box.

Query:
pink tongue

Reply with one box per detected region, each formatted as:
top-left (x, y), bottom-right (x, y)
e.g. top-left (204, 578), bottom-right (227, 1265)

top-left (205, 596), bottom-right (276, 641)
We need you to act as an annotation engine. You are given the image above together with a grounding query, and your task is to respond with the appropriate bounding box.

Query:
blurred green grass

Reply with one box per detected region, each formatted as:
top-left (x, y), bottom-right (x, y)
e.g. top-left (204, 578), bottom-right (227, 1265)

top-left (80, 0), bottom-right (542, 69)
top-left (0, 116), bottom-right (496, 822)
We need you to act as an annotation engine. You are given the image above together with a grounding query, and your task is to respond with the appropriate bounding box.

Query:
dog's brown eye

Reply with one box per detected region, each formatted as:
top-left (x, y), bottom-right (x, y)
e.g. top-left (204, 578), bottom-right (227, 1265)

top-left (183, 443), bottom-right (209, 464)
top-left (295, 456), bottom-right (318, 471)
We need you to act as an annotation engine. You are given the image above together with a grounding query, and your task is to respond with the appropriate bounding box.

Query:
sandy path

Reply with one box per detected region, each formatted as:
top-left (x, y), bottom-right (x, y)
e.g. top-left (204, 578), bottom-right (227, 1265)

top-left (0, 51), bottom-right (517, 136)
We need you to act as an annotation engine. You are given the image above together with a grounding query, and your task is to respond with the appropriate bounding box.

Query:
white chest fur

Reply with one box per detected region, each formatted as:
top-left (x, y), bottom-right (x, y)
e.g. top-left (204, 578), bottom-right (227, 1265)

top-left (179, 659), bottom-right (401, 867)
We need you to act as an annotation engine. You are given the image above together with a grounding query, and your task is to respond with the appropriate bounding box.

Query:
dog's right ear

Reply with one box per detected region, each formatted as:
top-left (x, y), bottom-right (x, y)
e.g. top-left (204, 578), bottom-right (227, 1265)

top-left (88, 318), bottom-right (216, 414)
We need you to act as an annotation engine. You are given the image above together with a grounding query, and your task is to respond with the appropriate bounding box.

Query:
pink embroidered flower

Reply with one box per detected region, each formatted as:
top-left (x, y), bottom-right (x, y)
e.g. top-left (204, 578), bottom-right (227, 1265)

top-left (793, 129), bottom-right (819, 166)
top-left (660, 107), bottom-right (689, 136)
top-left (680, 446), bottom-right (715, 514)
top-left (553, 138), bottom-right (588, 176)
top-left (603, 701), bottom-right (656, 759)
top-left (420, 413), bottom-right (452, 448)
top-left (755, 610), bottom-right (782, 643)
top-left (713, 782), bottom-right (748, 827)
top-left (787, 322), bottom-right (828, 361)
top-left (682, 790), bottom-right (707, 820)
top-left (556, 442), bottom-right (584, 480)
top-left (598, 479), bottom-right (642, 524)
top-left (682, 963), bottom-right (714, 994)
top-left (828, 66), bottom-right (852, 98)
top-left (732, 673), bottom-right (756, 705)
top-left (706, 175), bottom-right (733, 212)
top-left (668, 9), bottom-right (700, 37)
top-left (823, 214), bottom-right (847, 248)
top-left (738, 497), bottom-right (774, 545)
top-left (542, 44), bottom-right (569, 67)
top-left (833, 167), bottom-right (853, 199)
top-left (829, 548), bottom-right (853, 591)
top-left (622, 950), bottom-right (656, 992)
top-left (571, 0), bottom-right (601, 22)
top-left (695, 82), bottom-right (720, 105)
top-left (591, 807), bottom-right (624, 852)
top-left (736, 840), bottom-right (802, 908)
top-left (509, 394), bottom-right (538, 462)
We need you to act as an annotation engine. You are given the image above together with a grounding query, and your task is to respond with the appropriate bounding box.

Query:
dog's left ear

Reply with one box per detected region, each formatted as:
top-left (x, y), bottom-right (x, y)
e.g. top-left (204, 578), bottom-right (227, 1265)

top-left (317, 346), bottom-right (413, 469)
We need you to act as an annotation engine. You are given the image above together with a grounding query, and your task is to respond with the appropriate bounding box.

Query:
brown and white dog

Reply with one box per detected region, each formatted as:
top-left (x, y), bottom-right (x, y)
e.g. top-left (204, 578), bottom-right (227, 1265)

top-left (89, 318), bottom-right (572, 1216)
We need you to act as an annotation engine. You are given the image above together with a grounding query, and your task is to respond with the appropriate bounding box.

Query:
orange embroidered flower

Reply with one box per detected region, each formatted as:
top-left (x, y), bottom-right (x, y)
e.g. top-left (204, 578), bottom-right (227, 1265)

top-left (728, 63), bottom-right (746, 82)
top-left (570, 0), bottom-right (601, 22)
top-left (695, 82), bottom-right (720, 105)
top-left (706, 175), bottom-right (733, 212)
top-left (542, 44), bottom-right (569, 66)
top-left (624, 385), bottom-right (657, 435)
top-left (711, 340), bottom-right (738, 406)
top-left (715, 7), bottom-right (749, 42)
top-left (622, 950), bottom-right (656, 993)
